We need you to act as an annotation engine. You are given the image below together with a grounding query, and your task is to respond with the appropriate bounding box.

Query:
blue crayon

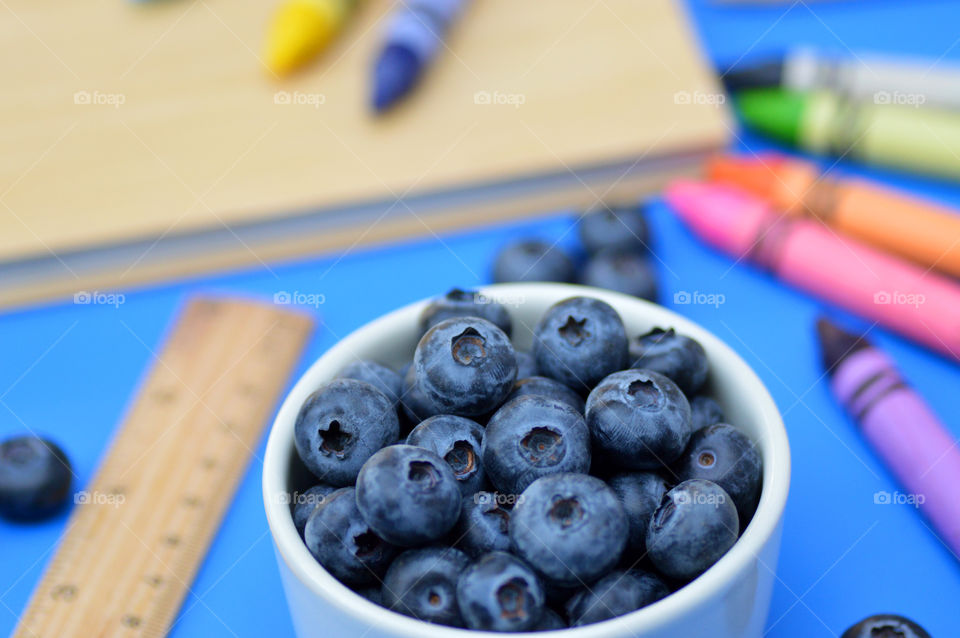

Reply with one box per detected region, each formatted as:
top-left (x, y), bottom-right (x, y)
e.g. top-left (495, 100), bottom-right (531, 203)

top-left (371, 0), bottom-right (468, 113)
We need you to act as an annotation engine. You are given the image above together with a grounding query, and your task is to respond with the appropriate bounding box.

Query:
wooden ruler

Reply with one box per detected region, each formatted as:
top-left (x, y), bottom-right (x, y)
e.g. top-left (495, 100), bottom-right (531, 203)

top-left (13, 298), bottom-right (313, 638)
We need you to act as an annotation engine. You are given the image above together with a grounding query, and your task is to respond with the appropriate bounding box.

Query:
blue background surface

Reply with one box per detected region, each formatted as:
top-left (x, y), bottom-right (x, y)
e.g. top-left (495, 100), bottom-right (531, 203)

top-left (3, 1), bottom-right (960, 636)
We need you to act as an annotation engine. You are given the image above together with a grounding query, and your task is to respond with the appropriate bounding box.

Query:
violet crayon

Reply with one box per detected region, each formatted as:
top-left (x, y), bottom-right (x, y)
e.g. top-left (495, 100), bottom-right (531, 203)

top-left (818, 318), bottom-right (960, 560)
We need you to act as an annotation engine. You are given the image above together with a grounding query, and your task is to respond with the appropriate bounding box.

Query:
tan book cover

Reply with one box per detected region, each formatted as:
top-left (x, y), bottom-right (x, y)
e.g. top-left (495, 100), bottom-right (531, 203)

top-left (0, 0), bottom-right (729, 307)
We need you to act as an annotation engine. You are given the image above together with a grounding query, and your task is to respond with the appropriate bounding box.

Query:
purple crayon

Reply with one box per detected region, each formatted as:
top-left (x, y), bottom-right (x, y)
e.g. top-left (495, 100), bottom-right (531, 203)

top-left (818, 318), bottom-right (960, 559)
top-left (371, 0), bottom-right (468, 113)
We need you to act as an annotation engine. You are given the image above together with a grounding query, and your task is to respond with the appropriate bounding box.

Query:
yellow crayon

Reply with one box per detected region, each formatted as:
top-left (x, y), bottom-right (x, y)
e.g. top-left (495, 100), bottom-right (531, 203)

top-left (264, 0), bottom-right (356, 77)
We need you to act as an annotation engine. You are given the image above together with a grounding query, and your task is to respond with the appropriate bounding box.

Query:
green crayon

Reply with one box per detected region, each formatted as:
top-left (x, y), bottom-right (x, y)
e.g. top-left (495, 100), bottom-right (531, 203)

top-left (736, 88), bottom-right (960, 180)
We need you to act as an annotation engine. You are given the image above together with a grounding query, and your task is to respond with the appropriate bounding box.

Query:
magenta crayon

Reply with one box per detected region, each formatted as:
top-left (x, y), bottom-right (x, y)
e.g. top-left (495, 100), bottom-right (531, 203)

top-left (664, 179), bottom-right (960, 360)
top-left (818, 318), bottom-right (960, 559)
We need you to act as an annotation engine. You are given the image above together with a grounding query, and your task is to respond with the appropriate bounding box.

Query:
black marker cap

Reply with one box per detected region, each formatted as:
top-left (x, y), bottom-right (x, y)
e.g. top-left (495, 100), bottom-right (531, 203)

top-left (721, 58), bottom-right (785, 92)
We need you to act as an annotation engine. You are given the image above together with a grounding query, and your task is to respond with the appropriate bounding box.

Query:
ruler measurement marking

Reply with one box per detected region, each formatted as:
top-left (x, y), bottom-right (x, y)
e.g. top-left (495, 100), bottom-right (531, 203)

top-left (14, 300), bottom-right (312, 638)
top-left (56, 304), bottom-right (242, 638)
top-left (119, 317), bottom-right (265, 632)
top-left (100, 305), bottom-right (253, 634)
top-left (101, 305), bottom-right (279, 636)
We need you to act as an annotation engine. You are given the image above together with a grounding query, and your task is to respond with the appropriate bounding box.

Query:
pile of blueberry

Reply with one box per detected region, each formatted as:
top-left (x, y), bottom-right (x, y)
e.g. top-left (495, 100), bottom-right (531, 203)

top-left (291, 289), bottom-right (764, 632)
top-left (491, 204), bottom-right (659, 302)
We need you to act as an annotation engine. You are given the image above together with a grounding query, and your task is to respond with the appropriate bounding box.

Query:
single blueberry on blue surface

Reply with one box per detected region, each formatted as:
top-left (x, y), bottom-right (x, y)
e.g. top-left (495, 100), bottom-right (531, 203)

top-left (533, 296), bottom-right (629, 393)
top-left (586, 369), bottom-right (692, 470)
top-left (356, 445), bottom-right (462, 547)
top-left (303, 487), bottom-right (398, 587)
top-left (481, 395), bottom-right (591, 496)
top-left (0, 435), bottom-right (72, 521)
top-left (533, 608), bottom-right (566, 631)
top-left (579, 250), bottom-right (658, 301)
top-left (690, 395), bottom-right (725, 430)
top-left (336, 360), bottom-right (403, 407)
top-left (454, 491), bottom-right (513, 557)
top-left (577, 203), bottom-right (650, 255)
top-left (504, 376), bottom-right (585, 414)
top-left (414, 317), bottom-right (517, 416)
top-left (292, 483), bottom-right (336, 537)
top-left (674, 423), bottom-right (762, 527)
top-left (607, 472), bottom-right (669, 559)
top-left (564, 569), bottom-right (669, 627)
top-left (399, 362), bottom-right (441, 425)
top-left (629, 328), bottom-right (709, 396)
top-left (841, 614), bottom-right (931, 638)
top-left (492, 239), bottom-right (575, 284)
top-left (515, 350), bottom-right (538, 378)
top-left (420, 288), bottom-right (513, 338)
top-left (646, 479), bottom-right (738, 581)
top-left (510, 473), bottom-right (627, 586)
top-left (406, 415), bottom-right (486, 496)
top-left (294, 379), bottom-right (399, 486)
top-left (382, 547), bottom-right (471, 627)
top-left (456, 551), bottom-right (545, 632)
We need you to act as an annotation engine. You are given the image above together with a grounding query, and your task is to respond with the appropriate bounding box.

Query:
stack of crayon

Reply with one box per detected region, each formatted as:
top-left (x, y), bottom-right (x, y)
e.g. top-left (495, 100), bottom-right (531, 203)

top-left (664, 154), bottom-right (960, 562)
top-left (263, 0), bottom-right (469, 114)
top-left (723, 48), bottom-right (960, 180)
top-left (665, 155), bottom-right (960, 360)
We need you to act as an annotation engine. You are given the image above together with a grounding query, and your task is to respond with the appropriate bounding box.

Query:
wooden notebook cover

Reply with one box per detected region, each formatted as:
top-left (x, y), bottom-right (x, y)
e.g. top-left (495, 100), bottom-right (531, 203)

top-left (0, 0), bottom-right (728, 267)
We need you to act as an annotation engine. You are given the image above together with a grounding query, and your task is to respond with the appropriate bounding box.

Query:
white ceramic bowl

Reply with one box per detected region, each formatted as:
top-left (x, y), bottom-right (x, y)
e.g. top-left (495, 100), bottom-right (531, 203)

top-left (263, 283), bottom-right (790, 638)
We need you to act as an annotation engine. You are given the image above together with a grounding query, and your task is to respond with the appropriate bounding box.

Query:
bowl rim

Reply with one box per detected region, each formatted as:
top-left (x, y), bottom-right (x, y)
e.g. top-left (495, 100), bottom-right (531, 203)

top-left (263, 283), bottom-right (791, 637)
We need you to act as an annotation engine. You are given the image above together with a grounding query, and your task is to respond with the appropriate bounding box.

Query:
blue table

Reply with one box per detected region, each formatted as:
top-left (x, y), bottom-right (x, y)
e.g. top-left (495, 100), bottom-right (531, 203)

top-left (3, 1), bottom-right (960, 636)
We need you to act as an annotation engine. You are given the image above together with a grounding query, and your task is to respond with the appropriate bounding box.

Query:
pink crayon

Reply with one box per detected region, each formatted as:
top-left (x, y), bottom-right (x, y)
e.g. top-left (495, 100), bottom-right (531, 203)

top-left (665, 179), bottom-right (960, 360)
top-left (818, 319), bottom-right (960, 560)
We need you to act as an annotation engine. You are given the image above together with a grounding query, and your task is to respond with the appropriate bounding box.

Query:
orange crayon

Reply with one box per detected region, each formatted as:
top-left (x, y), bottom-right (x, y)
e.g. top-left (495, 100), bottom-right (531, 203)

top-left (708, 153), bottom-right (960, 279)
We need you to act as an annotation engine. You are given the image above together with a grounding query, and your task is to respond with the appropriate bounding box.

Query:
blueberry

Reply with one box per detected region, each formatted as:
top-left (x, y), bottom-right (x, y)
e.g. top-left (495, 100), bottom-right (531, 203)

top-left (586, 369), bottom-right (692, 470)
top-left (456, 551), bottom-right (545, 632)
top-left (356, 445), bottom-right (462, 547)
top-left (579, 250), bottom-right (658, 302)
top-left (294, 379), bottom-right (400, 486)
top-left (382, 547), bottom-right (471, 627)
top-left (578, 204), bottom-right (650, 255)
top-left (504, 376), bottom-right (585, 414)
top-left (607, 472), bottom-right (668, 559)
top-left (355, 586), bottom-right (384, 606)
top-left (482, 396), bottom-right (591, 496)
top-left (406, 415), bottom-right (485, 496)
top-left (399, 362), bottom-right (441, 425)
top-left (841, 614), bottom-right (931, 638)
top-left (515, 350), bottom-right (538, 378)
top-left (564, 569), bottom-right (669, 626)
top-left (292, 484), bottom-right (336, 536)
top-left (674, 424), bottom-right (762, 526)
top-left (646, 479), bottom-right (738, 581)
top-left (0, 435), bottom-right (72, 521)
top-left (533, 296), bottom-right (629, 393)
top-left (492, 239), bottom-right (575, 284)
top-left (303, 487), bottom-right (398, 587)
top-left (690, 395), bottom-right (725, 430)
top-left (510, 473), bottom-right (627, 586)
top-left (454, 491), bottom-right (513, 557)
top-left (629, 328), bottom-right (709, 396)
top-left (420, 288), bottom-right (513, 337)
top-left (415, 317), bottom-right (517, 417)
top-left (336, 360), bottom-right (403, 407)
top-left (533, 608), bottom-right (566, 631)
